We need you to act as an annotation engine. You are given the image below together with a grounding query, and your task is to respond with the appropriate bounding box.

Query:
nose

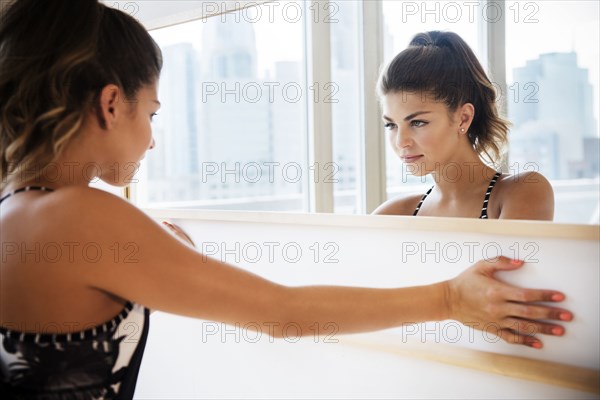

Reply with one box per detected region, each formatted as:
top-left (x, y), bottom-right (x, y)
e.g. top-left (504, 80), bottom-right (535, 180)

top-left (149, 137), bottom-right (155, 150)
top-left (394, 126), bottom-right (411, 149)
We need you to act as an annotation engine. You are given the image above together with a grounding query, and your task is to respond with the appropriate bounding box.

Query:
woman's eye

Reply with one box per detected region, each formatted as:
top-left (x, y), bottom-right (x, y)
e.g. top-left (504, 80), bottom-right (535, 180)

top-left (384, 122), bottom-right (396, 130)
top-left (150, 112), bottom-right (158, 122)
top-left (411, 120), bottom-right (427, 127)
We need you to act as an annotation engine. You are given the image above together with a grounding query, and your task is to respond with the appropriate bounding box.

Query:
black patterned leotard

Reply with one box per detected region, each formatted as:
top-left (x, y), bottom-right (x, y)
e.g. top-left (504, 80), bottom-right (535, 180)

top-left (1, 186), bottom-right (150, 399)
top-left (413, 172), bottom-right (502, 218)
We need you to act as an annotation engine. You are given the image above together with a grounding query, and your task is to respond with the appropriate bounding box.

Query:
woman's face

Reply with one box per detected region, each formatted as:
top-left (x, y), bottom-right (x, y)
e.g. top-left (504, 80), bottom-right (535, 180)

top-left (381, 91), bottom-right (465, 177)
top-left (100, 81), bottom-right (160, 186)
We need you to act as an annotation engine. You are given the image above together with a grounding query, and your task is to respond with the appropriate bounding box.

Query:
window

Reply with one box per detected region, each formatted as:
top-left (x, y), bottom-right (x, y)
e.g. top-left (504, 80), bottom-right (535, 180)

top-left (330, 1), bottom-right (361, 213)
top-left (505, 0), bottom-right (599, 223)
top-left (135, 3), bottom-right (309, 211)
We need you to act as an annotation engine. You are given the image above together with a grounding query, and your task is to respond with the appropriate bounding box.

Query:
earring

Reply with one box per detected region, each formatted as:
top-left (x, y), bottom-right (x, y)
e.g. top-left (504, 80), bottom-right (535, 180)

top-left (460, 128), bottom-right (465, 133)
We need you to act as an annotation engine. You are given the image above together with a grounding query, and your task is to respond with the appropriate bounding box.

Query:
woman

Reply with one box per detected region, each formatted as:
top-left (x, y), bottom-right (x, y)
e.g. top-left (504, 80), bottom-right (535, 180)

top-left (0, 1), bottom-right (571, 398)
top-left (374, 31), bottom-right (553, 220)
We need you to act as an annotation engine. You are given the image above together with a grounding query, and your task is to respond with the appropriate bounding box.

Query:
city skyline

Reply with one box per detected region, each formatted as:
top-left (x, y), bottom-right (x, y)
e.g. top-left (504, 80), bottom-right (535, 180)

top-left (510, 51), bottom-right (598, 180)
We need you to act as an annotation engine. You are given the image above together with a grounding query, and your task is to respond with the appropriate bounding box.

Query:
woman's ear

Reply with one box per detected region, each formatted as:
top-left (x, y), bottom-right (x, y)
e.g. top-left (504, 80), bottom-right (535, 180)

top-left (458, 103), bottom-right (475, 134)
top-left (96, 84), bottom-right (122, 130)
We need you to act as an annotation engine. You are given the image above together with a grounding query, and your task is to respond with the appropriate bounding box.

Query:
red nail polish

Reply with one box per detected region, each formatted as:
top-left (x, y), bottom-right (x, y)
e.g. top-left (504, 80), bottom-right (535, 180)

top-left (552, 293), bottom-right (564, 301)
top-left (560, 313), bottom-right (572, 321)
top-left (510, 259), bottom-right (523, 265)
top-left (531, 342), bottom-right (542, 349)
top-left (552, 327), bottom-right (563, 335)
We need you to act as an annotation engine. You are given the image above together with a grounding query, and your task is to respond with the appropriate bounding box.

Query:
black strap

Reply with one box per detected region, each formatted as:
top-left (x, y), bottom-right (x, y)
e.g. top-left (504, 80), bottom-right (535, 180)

top-left (0, 186), bottom-right (55, 204)
top-left (480, 172), bottom-right (502, 219)
top-left (413, 186), bottom-right (433, 216)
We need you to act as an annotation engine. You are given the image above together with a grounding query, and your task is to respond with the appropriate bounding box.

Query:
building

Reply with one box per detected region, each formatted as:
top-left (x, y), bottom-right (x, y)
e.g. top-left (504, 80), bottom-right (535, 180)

top-left (510, 52), bottom-right (597, 179)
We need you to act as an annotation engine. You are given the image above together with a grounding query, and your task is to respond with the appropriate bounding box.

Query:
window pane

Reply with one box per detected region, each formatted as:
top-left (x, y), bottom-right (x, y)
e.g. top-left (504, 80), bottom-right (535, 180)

top-left (382, 0), bottom-right (482, 199)
top-left (135, 3), bottom-right (308, 211)
top-left (506, 0), bottom-right (600, 223)
top-left (331, 1), bottom-right (361, 213)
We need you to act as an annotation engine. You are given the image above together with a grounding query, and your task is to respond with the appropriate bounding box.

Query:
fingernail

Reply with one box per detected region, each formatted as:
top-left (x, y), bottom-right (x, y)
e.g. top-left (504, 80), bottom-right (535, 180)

top-left (531, 341), bottom-right (542, 349)
top-left (560, 312), bottom-right (572, 321)
top-left (552, 327), bottom-right (563, 335)
top-left (551, 293), bottom-right (564, 301)
top-left (510, 259), bottom-right (523, 265)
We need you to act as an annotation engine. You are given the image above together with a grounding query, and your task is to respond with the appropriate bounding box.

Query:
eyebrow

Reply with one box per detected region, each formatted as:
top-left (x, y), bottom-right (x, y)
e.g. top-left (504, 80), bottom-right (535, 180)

top-left (382, 111), bottom-right (431, 122)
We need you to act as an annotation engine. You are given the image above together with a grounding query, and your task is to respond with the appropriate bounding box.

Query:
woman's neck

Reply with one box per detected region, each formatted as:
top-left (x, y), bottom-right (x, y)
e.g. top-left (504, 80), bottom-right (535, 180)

top-left (430, 153), bottom-right (498, 199)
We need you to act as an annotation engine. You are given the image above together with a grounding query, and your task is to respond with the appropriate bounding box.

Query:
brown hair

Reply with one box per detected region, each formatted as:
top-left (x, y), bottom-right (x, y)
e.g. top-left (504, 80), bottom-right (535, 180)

top-left (378, 31), bottom-right (509, 164)
top-left (0, 0), bottom-right (162, 190)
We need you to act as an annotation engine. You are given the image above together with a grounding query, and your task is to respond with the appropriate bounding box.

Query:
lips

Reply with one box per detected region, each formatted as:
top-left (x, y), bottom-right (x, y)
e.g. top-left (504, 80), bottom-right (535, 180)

top-left (400, 155), bottom-right (423, 162)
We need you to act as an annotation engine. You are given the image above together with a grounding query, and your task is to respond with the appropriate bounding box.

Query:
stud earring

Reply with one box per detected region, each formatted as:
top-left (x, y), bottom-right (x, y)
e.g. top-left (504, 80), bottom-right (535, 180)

top-left (460, 128), bottom-right (465, 133)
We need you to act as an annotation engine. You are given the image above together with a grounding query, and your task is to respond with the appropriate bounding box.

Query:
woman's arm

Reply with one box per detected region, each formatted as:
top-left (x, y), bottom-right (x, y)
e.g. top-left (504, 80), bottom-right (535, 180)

top-left (51, 186), bottom-right (569, 346)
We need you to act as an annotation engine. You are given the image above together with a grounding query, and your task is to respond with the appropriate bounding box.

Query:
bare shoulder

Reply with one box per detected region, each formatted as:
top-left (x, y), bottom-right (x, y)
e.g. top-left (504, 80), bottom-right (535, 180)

top-left (1, 186), bottom-right (131, 241)
top-left (372, 192), bottom-right (424, 216)
top-left (495, 171), bottom-right (554, 221)
top-left (497, 170), bottom-right (553, 198)
top-left (39, 185), bottom-right (174, 257)
top-left (32, 186), bottom-right (144, 238)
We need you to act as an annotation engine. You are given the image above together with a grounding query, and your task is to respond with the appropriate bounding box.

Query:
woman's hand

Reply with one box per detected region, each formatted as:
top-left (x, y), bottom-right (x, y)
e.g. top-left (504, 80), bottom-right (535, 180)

top-left (162, 221), bottom-right (195, 248)
top-left (446, 256), bottom-right (573, 348)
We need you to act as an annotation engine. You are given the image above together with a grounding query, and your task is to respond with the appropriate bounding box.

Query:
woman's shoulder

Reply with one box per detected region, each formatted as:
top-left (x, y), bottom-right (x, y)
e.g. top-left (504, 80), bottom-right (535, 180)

top-left (496, 170), bottom-right (553, 196)
top-left (24, 186), bottom-right (147, 242)
top-left (498, 170), bottom-right (550, 186)
top-left (495, 170), bottom-right (554, 220)
top-left (1, 185), bottom-right (127, 234)
top-left (372, 192), bottom-right (425, 216)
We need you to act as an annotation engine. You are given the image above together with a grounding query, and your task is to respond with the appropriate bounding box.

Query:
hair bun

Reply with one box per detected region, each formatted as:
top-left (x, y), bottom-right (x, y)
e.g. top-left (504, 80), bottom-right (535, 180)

top-left (409, 32), bottom-right (436, 47)
top-left (409, 31), bottom-right (458, 49)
